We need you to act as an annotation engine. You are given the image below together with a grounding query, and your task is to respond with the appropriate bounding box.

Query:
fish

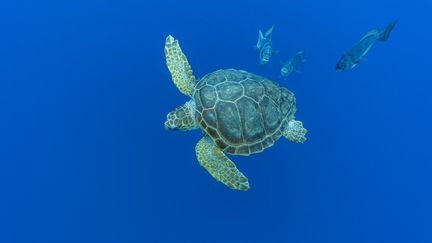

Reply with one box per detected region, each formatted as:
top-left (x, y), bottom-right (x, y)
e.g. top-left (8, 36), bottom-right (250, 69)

top-left (281, 50), bottom-right (305, 79)
top-left (336, 21), bottom-right (397, 72)
top-left (255, 26), bottom-right (277, 65)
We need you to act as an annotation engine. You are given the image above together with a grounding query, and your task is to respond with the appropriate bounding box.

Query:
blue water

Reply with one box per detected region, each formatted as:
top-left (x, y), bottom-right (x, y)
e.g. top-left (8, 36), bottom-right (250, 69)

top-left (1, 0), bottom-right (431, 242)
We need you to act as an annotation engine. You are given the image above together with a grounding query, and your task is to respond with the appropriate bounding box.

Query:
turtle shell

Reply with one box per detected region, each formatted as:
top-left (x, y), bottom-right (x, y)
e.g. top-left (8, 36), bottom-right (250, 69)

top-left (193, 69), bottom-right (296, 155)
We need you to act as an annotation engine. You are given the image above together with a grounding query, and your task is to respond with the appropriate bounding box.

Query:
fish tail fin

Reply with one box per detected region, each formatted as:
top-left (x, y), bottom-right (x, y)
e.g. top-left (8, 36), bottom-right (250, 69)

top-left (378, 20), bottom-right (397, 41)
top-left (296, 50), bottom-right (305, 62)
top-left (265, 26), bottom-right (274, 38)
top-left (256, 30), bottom-right (265, 49)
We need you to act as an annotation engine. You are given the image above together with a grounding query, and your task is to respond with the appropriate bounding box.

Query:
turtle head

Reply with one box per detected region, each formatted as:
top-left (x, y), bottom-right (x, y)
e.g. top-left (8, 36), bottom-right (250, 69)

top-left (164, 100), bottom-right (197, 131)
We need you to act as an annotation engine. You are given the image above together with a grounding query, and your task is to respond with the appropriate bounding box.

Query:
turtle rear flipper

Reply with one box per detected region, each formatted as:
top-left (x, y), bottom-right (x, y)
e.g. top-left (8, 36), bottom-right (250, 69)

top-left (196, 137), bottom-right (249, 191)
top-left (282, 120), bottom-right (307, 143)
top-left (164, 35), bottom-right (196, 96)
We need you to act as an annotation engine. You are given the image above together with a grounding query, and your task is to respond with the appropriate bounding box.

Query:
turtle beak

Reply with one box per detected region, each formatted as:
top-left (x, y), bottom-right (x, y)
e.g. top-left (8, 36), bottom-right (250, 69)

top-left (164, 117), bottom-right (179, 131)
top-left (164, 120), bottom-right (174, 130)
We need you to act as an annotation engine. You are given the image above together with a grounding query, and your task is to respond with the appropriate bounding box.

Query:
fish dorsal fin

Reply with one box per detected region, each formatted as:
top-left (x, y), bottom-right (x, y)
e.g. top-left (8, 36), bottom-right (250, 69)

top-left (361, 29), bottom-right (380, 41)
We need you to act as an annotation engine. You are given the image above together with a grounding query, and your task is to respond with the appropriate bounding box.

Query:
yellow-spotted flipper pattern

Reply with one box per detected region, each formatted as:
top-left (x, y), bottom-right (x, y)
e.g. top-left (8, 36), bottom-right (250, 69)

top-left (196, 137), bottom-right (250, 191)
top-left (164, 35), bottom-right (196, 96)
top-left (282, 120), bottom-right (307, 143)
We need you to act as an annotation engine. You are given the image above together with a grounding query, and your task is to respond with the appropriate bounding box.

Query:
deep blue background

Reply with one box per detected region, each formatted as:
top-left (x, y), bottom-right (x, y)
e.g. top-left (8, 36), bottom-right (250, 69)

top-left (1, 0), bottom-right (431, 242)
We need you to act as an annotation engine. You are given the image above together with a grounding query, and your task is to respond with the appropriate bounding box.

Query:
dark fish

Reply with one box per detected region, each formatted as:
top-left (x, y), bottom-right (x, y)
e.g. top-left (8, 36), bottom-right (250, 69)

top-left (281, 50), bottom-right (305, 79)
top-left (336, 21), bottom-right (397, 71)
top-left (255, 26), bottom-right (276, 65)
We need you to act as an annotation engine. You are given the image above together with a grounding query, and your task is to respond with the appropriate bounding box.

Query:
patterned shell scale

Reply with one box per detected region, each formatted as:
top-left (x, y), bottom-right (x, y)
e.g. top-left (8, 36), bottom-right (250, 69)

top-left (193, 69), bottom-right (296, 155)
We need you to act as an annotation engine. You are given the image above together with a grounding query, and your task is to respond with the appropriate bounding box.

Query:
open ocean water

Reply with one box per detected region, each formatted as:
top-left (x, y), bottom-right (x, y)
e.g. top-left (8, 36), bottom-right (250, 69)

top-left (1, 0), bottom-right (431, 242)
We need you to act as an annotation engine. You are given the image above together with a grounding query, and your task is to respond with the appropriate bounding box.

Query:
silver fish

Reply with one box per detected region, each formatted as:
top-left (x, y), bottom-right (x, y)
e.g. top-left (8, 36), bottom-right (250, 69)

top-left (281, 50), bottom-right (305, 79)
top-left (336, 21), bottom-right (396, 72)
top-left (255, 26), bottom-right (276, 65)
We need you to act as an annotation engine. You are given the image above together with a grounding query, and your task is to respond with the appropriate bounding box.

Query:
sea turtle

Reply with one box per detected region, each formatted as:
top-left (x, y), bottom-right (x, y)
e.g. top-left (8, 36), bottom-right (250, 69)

top-left (164, 35), bottom-right (307, 191)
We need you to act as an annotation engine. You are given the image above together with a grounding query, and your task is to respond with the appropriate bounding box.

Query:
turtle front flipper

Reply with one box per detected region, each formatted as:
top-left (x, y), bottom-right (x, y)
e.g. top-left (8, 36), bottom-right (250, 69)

top-left (195, 137), bottom-right (249, 191)
top-left (164, 35), bottom-right (196, 96)
top-left (282, 120), bottom-right (307, 143)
